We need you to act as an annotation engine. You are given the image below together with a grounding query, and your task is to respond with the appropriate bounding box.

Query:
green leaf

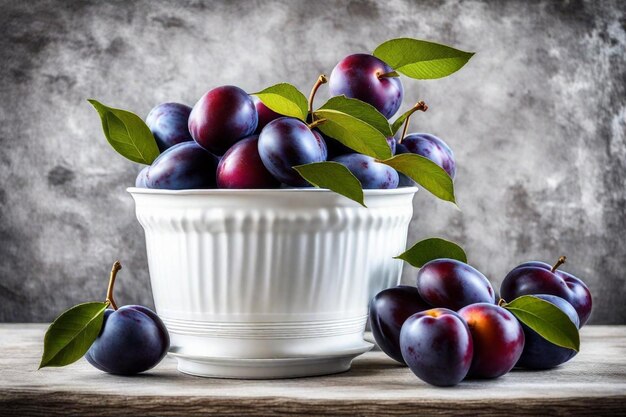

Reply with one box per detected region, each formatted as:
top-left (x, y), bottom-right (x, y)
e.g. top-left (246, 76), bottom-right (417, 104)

top-left (294, 162), bottom-right (365, 207)
top-left (253, 83), bottom-right (308, 121)
top-left (382, 153), bottom-right (456, 204)
top-left (88, 99), bottom-right (160, 165)
top-left (396, 237), bottom-right (467, 267)
top-left (319, 96), bottom-right (392, 136)
top-left (39, 302), bottom-right (108, 369)
top-left (504, 295), bottom-right (580, 351)
top-left (313, 98), bottom-right (393, 160)
top-left (391, 108), bottom-right (412, 136)
top-left (373, 38), bottom-right (475, 80)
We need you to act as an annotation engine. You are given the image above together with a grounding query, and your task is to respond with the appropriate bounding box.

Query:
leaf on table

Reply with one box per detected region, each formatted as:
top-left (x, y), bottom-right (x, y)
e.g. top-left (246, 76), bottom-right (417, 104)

top-left (39, 301), bottom-right (108, 369)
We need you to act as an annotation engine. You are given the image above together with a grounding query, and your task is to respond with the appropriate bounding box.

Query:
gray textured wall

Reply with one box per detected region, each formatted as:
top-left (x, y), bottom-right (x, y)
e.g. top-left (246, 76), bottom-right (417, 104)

top-left (1, 0), bottom-right (624, 323)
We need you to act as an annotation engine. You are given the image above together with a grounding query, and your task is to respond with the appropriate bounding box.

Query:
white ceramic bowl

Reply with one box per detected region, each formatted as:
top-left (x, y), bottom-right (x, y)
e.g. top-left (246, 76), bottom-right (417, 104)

top-left (129, 187), bottom-right (417, 378)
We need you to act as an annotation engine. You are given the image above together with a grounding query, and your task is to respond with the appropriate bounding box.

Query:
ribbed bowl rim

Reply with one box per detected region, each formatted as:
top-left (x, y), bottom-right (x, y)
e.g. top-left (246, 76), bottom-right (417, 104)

top-left (127, 186), bottom-right (418, 196)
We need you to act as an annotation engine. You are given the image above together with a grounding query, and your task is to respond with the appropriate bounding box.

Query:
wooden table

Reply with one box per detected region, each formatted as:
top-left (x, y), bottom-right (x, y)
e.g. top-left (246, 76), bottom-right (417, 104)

top-left (0, 324), bottom-right (624, 416)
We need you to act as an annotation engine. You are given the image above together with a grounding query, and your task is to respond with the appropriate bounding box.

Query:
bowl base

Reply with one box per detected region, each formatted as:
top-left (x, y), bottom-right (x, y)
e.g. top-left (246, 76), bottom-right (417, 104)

top-left (170, 342), bottom-right (373, 379)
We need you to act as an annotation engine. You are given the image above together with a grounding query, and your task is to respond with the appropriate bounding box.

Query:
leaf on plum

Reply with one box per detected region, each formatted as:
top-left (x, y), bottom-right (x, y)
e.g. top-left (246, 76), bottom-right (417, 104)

top-left (294, 161), bottom-right (365, 207)
top-left (39, 301), bottom-right (108, 369)
top-left (253, 83), bottom-right (309, 122)
top-left (396, 237), bottom-right (467, 267)
top-left (319, 96), bottom-right (392, 136)
top-left (313, 97), bottom-right (392, 160)
top-left (88, 99), bottom-right (160, 165)
top-left (373, 38), bottom-right (475, 80)
top-left (381, 153), bottom-right (456, 204)
top-left (504, 295), bottom-right (580, 351)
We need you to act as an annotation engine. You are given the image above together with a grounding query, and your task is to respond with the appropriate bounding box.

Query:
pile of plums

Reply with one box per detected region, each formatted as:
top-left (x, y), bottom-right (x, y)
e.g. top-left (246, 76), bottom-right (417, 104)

top-left (369, 257), bottom-right (592, 386)
top-left (136, 54), bottom-right (456, 190)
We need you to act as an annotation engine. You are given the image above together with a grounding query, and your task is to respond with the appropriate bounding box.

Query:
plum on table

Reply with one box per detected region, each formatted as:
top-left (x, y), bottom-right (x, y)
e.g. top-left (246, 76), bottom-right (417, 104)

top-left (515, 294), bottom-right (580, 369)
top-left (458, 303), bottom-right (525, 379)
top-left (500, 256), bottom-right (592, 326)
top-left (369, 285), bottom-right (431, 364)
top-left (400, 308), bottom-right (473, 386)
top-left (417, 259), bottom-right (495, 310)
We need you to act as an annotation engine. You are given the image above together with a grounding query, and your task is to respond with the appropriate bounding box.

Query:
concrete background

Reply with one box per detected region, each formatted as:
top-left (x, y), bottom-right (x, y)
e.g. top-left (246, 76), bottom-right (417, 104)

top-left (0, 0), bottom-right (624, 323)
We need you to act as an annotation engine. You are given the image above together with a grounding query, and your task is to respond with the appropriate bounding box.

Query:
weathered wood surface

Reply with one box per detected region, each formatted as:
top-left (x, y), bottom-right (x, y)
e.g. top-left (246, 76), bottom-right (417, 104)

top-left (0, 324), bottom-right (624, 416)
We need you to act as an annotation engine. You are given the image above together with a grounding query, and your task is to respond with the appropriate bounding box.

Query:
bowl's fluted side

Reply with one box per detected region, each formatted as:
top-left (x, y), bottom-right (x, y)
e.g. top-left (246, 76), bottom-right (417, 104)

top-left (129, 188), bottom-right (416, 360)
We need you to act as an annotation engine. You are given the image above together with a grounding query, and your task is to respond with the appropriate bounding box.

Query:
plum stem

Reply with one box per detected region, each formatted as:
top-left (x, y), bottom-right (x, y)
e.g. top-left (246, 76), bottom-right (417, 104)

top-left (398, 101), bottom-right (428, 144)
top-left (308, 74), bottom-right (328, 116)
top-left (498, 298), bottom-right (507, 307)
top-left (308, 118), bottom-right (327, 130)
top-left (551, 256), bottom-right (567, 273)
top-left (378, 70), bottom-right (400, 79)
top-left (105, 261), bottom-right (121, 310)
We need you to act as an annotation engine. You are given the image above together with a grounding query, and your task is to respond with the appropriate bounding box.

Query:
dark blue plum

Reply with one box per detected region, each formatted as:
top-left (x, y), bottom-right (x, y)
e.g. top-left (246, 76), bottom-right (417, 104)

top-left (329, 54), bottom-right (403, 119)
top-left (516, 294), bottom-right (580, 369)
top-left (135, 166), bottom-right (149, 188)
top-left (146, 103), bottom-right (193, 152)
top-left (400, 133), bottom-right (456, 179)
top-left (188, 85), bottom-right (258, 155)
top-left (252, 96), bottom-right (282, 134)
top-left (322, 134), bottom-right (351, 159)
top-left (258, 117), bottom-right (327, 186)
top-left (400, 308), bottom-right (473, 386)
top-left (332, 153), bottom-right (398, 189)
top-left (85, 305), bottom-right (170, 375)
top-left (369, 285), bottom-right (431, 364)
top-left (394, 143), bottom-right (416, 187)
top-left (146, 141), bottom-right (218, 189)
top-left (217, 135), bottom-right (280, 189)
top-left (387, 136), bottom-right (397, 155)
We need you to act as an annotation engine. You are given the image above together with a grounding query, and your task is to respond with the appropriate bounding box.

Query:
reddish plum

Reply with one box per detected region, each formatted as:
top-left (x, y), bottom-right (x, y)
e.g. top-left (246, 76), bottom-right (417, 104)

top-left (329, 54), bottom-right (403, 119)
top-left (252, 96), bottom-right (282, 134)
top-left (188, 85), bottom-right (257, 155)
top-left (458, 303), bottom-right (525, 379)
top-left (217, 135), bottom-right (280, 189)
